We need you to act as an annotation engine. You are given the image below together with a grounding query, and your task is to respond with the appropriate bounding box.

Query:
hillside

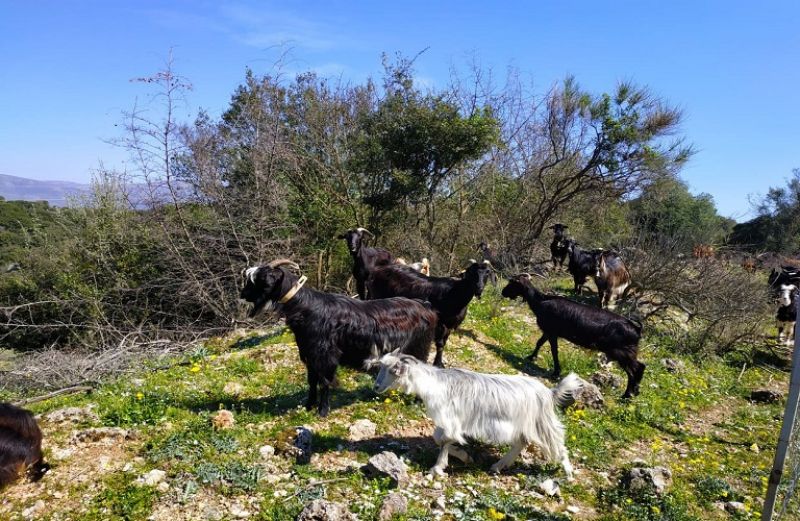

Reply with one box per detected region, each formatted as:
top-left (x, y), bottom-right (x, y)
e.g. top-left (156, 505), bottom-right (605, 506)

top-left (0, 174), bottom-right (87, 206)
top-left (0, 286), bottom-right (792, 520)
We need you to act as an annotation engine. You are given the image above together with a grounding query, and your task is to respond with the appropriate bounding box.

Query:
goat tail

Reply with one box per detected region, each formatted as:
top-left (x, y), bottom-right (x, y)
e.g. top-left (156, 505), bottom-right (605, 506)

top-left (551, 372), bottom-right (583, 409)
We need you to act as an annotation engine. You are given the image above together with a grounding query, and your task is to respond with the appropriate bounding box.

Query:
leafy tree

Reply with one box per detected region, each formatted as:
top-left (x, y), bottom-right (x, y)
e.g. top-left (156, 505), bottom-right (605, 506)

top-left (628, 177), bottom-right (734, 246)
top-left (730, 168), bottom-right (800, 253)
top-left (352, 57), bottom-right (499, 243)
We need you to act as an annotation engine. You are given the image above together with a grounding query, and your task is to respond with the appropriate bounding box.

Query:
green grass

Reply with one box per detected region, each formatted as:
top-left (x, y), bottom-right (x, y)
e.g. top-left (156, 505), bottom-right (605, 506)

top-left (1, 282), bottom-right (792, 520)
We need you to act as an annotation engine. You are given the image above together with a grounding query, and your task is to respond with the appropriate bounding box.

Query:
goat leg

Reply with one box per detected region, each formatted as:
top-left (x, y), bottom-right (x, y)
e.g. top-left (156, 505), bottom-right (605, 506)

top-left (305, 370), bottom-right (319, 411)
top-left (448, 445), bottom-right (473, 464)
top-left (430, 443), bottom-right (451, 476)
top-left (490, 440), bottom-right (526, 474)
top-left (548, 337), bottom-right (561, 377)
top-left (318, 384), bottom-right (331, 417)
top-left (528, 334), bottom-right (548, 361)
top-left (433, 326), bottom-right (450, 368)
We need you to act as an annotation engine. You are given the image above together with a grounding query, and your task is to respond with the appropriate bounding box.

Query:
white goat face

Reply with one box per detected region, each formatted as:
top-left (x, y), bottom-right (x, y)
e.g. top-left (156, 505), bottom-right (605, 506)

top-left (780, 284), bottom-right (797, 307)
top-left (373, 352), bottom-right (410, 393)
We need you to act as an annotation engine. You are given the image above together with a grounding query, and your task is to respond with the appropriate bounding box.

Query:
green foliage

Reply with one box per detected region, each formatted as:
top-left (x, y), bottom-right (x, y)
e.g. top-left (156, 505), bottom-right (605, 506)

top-left (628, 177), bottom-right (734, 246)
top-left (730, 168), bottom-right (800, 252)
top-left (85, 473), bottom-right (159, 521)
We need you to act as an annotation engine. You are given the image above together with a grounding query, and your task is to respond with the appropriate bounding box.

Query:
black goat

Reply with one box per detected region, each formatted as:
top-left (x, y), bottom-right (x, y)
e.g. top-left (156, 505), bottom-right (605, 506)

top-left (0, 403), bottom-right (49, 488)
top-left (549, 223), bottom-right (569, 271)
top-left (240, 259), bottom-right (437, 416)
top-left (367, 260), bottom-right (495, 367)
top-left (769, 266), bottom-right (800, 297)
top-left (501, 274), bottom-right (645, 399)
top-left (339, 227), bottom-right (395, 300)
top-left (565, 239), bottom-right (601, 295)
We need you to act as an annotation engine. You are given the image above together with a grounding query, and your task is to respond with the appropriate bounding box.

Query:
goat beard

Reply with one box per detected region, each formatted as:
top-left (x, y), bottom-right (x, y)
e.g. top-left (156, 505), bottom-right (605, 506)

top-left (248, 298), bottom-right (276, 318)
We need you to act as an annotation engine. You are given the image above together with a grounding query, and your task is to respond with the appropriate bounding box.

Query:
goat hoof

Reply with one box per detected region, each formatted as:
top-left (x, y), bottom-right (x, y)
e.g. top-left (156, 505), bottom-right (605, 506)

top-left (428, 467), bottom-right (447, 477)
top-left (489, 464), bottom-right (504, 474)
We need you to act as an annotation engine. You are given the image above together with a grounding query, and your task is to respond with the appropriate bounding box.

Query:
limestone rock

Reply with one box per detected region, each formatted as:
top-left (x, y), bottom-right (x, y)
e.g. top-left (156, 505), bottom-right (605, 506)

top-left (223, 382), bottom-right (245, 396)
top-left (211, 409), bottom-right (235, 430)
top-left (296, 499), bottom-right (356, 521)
top-left (70, 427), bottom-right (135, 445)
top-left (348, 419), bottom-right (377, 441)
top-left (45, 404), bottom-right (99, 424)
top-left (362, 451), bottom-right (409, 488)
top-left (378, 492), bottom-right (408, 520)
top-left (136, 469), bottom-right (166, 487)
top-left (590, 370), bottom-right (622, 389)
top-left (621, 466), bottom-right (672, 495)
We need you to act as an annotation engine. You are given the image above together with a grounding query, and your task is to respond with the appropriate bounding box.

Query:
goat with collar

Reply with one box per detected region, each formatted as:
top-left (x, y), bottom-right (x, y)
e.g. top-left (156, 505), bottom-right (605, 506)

top-left (240, 259), bottom-right (438, 416)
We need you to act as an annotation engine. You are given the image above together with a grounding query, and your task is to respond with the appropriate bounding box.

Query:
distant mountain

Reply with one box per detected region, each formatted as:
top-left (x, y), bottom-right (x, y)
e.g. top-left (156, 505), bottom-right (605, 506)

top-left (0, 174), bottom-right (88, 206)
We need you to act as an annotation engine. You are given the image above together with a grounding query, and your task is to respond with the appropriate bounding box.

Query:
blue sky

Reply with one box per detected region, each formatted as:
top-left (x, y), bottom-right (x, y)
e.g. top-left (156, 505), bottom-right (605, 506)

top-left (1, 1), bottom-right (798, 220)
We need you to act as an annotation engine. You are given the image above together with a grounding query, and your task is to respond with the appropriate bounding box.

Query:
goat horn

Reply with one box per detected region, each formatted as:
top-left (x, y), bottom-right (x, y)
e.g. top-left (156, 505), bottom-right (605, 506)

top-left (267, 259), bottom-right (300, 270)
top-left (482, 260), bottom-right (494, 269)
top-left (356, 227), bottom-right (374, 237)
top-left (520, 273), bottom-right (532, 279)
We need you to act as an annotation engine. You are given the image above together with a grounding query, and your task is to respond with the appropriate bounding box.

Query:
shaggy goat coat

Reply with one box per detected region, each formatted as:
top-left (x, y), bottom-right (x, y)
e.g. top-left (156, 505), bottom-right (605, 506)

top-left (0, 403), bottom-right (48, 487)
top-left (373, 352), bottom-right (580, 478)
top-left (241, 264), bottom-right (437, 416)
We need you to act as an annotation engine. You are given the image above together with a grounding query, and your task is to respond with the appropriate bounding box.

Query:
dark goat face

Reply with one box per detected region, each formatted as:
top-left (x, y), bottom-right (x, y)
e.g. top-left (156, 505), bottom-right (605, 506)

top-left (240, 266), bottom-right (289, 317)
top-left (501, 277), bottom-right (525, 300)
top-left (338, 227), bottom-right (373, 254)
top-left (464, 261), bottom-right (493, 299)
top-left (550, 223), bottom-right (567, 238)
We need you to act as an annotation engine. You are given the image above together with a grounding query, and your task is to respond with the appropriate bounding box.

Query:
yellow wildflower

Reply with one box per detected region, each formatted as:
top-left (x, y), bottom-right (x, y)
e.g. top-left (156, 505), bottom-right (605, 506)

top-left (384, 398), bottom-right (392, 404)
top-left (487, 507), bottom-right (506, 520)
top-left (136, 392), bottom-right (144, 400)
top-left (190, 365), bottom-right (201, 373)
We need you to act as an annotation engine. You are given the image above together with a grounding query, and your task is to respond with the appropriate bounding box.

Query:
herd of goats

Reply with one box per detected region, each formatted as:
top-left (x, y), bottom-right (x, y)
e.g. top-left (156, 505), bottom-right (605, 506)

top-left (2, 225), bottom-right (799, 488)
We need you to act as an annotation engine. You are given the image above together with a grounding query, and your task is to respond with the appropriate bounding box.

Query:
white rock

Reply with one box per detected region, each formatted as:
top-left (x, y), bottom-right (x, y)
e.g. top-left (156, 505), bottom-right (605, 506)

top-left (538, 479), bottom-right (561, 497)
top-left (137, 469), bottom-right (166, 487)
top-left (229, 503), bottom-right (251, 518)
top-left (348, 418), bottom-right (377, 441)
top-left (566, 505), bottom-right (580, 514)
top-left (22, 500), bottom-right (46, 519)
top-left (51, 447), bottom-right (75, 461)
top-left (259, 445), bottom-right (275, 459)
top-left (223, 382), bottom-right (245, 396)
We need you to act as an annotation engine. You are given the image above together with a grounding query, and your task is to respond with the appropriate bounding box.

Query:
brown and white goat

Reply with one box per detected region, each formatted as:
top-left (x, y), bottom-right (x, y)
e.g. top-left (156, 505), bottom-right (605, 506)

top-left (594, 251), bottom-right (631, 309)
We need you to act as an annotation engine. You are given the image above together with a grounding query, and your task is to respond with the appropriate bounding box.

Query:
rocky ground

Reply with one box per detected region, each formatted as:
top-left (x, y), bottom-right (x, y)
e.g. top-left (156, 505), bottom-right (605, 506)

top-left (0, 286), bottom-right (795, 520)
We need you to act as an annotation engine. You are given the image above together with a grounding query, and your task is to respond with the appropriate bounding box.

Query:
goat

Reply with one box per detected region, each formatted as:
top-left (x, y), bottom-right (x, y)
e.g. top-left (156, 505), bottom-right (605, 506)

top-left (396, 257), bottom-right (431, 276)
top-left (565, 239), bottom-right (601, 295)
top-left (373, 351), bottom-right (581, 478)
top-left (240, 259), bottom-right (437, 416)
top-left (594, 250), bottom-right (631, 309)
top-left (409, 258), bottom-right (431, 276)
top-left (367, 260), bottom-right (494, 367)
top-left (477, 242), bottom-right (508, 273)
top-left (339, 227), bottom-right (395, 300)
top-left (777, 284), bottom-right (797, 346)
top-left (501, 274), bottom-right (645, 399)
top-left (0, 403), bottom-right (49, 488)
top-left (549, 223), bottom-right (569, 271)
top-left (769, 266), bottom-right (800, 297)
top-left (692, 244), bottom-right (715, 260)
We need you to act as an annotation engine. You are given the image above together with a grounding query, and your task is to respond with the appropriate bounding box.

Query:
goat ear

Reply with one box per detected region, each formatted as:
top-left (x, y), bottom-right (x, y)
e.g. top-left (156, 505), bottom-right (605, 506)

top-left (390, 363), bottom-right (408, 376)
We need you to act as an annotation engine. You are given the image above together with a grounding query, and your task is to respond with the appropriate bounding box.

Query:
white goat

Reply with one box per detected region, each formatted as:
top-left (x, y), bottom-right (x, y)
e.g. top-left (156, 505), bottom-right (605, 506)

top-left (372, 351), bottom-right (581, 478)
